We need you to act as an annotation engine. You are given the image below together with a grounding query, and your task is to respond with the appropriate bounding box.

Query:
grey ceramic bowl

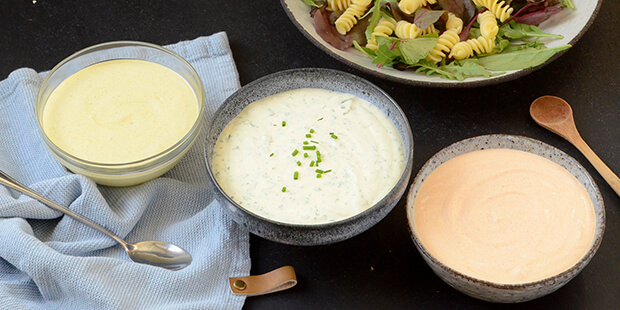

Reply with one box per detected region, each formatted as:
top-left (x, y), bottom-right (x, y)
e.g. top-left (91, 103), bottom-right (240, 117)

top-left (406, 134), bottom-right (605, 303)
top-left (205, 68), bottom-right (414, 246)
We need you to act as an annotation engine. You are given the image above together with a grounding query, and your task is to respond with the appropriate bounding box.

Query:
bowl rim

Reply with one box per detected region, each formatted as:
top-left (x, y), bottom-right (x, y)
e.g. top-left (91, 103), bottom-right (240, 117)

top-left (35, 40), bottom-right (206, 174)
top-left (279, 0), bottom-right (604, 88)
top-left (205, 67), bottom-right (414, 228)
top-left (406, 134), bottom-right (606, 289)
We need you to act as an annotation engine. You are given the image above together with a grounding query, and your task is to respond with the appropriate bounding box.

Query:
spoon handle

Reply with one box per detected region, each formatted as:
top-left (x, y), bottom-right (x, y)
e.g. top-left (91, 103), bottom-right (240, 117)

top-left (0, 170), bottom-right (127, 246)
top-left (569, 137), bottom-right (620, 197)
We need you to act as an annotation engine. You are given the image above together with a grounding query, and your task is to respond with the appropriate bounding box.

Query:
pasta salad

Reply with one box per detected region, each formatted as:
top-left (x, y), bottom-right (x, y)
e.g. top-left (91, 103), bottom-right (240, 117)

top-left (302, 0), bottom-right (574, 80)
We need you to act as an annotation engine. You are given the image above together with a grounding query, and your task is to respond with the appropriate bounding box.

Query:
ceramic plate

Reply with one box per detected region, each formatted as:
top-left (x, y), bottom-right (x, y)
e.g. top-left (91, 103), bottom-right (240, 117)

top-left (281, 0), bottom-right (602, 87)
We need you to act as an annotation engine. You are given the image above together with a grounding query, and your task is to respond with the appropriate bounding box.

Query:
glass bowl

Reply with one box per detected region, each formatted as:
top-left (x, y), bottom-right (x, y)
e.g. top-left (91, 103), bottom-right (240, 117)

top-left (36, 41), bottom-right (205, 186)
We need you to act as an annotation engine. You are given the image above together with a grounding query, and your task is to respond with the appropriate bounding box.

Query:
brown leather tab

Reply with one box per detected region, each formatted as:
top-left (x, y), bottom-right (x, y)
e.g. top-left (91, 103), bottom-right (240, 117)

top-left (229, 265), bottom-right (297, 296)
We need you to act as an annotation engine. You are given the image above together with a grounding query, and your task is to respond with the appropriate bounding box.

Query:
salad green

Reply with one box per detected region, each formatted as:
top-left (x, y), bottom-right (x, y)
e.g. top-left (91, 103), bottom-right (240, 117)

top-left (304, 0), bottom-right (574, 80)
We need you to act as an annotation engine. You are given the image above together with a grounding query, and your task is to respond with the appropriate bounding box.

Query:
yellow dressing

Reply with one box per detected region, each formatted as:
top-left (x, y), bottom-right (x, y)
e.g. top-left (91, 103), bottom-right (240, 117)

top-left (42, 59), bottom-right (199, 164)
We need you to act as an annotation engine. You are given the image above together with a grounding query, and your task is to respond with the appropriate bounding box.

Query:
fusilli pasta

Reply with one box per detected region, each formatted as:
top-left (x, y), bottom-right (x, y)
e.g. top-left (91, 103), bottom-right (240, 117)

top-left (425, 29), bottom-right (460, 63)
top-left (446, 12), bottom-right (463, 34)
top-left (398, 0), bottom-right (437, 15)
top-left (449, 36), bottom-right (496, 60)
top-left (472, 0), bottom-right (513, 22)
top-left (366, 17), bottom-right (397, 51)
top-left (394, 20), bottom-right (437, 39)
top-left (478, 11), bottom-right (498, 39)
top-left (326, 0), bottom-right (352, 12)
top-left (334, 0), bottom-right (372, 35)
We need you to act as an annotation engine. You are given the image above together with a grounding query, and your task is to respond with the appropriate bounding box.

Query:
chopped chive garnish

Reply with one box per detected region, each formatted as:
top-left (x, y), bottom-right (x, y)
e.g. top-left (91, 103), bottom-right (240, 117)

top-left (315, 169), bottom-right (324, 174)
top-left (306, 134), bottom-right (312, 138)
top-left (310, 161), bottom-right (315, 167)
top-left (317, 117), bottom-right (323, 121)
top-left (294, 171), bottom-right (299, 180)
top-left (303, 145), bottom-right (316, 150)
top-left (331, 133), bottom-right (338, 139)
top-left (282, 121), bottom-right (286, 127)
top-left (303, 141), bottom-right (309, 145)
top-left (323, 169), bottom-right (332, 173)
top-left (292, 149), bottom-right (299, 156)
top-left (282, 187), bottom-right (286, 192)
top-left (270, 153), bottom-right (274, 157)
top-left (316, 151), bottom-right (322, 164)
top-left (310, 128), bottom-right (315, 133)
top-left (297, 161), bottom-right (302, 166)
top-left (311, 140), bottom-right (319, 144)
top-left (316, 150), bottom-right (321, 156)
top-left (316, 174), bottom-right (322, 178)
top-left (304, 153), bottom-right (309, 158)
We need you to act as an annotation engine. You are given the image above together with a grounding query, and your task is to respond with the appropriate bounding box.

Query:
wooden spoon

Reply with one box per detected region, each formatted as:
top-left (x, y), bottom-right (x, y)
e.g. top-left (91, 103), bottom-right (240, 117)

top-left (530, 95), bottom-right (620, 197)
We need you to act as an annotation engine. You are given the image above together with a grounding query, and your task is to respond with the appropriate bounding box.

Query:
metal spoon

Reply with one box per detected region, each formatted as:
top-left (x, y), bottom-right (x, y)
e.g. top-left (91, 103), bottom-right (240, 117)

top-left (530, 95), bottom-right (620, 196)
top-left (0, 169), bottom-right (192, 270)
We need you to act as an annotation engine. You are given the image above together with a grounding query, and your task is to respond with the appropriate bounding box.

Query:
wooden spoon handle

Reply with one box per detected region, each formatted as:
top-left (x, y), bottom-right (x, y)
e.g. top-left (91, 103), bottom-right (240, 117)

top-left (571, 136), bottom-right (620, 197)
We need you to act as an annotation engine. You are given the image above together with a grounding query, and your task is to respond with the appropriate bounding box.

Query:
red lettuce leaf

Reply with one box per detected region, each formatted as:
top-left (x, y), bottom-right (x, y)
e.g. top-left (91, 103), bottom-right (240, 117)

top-left (343, 17), bottom-right (370, 45)
top-left (459, 8), bottom-right (484, 41)
top-left (311, 8), bottom-right (370, 50)
top-left (437, 0), bottom-right (476, 24)
top-left (513, 5), bottom-right (563, 25)
top-left (386, 2), bottom-right (414, 23)
top-left (312, 8), bottom-right (352, 50)
top-left (508, 0), bottom-right (565, 25)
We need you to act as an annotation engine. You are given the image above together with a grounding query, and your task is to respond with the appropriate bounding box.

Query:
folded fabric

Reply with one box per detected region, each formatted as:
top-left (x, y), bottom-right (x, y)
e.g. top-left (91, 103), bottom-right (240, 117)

top-left (0, 32), bottom-right (250, 309)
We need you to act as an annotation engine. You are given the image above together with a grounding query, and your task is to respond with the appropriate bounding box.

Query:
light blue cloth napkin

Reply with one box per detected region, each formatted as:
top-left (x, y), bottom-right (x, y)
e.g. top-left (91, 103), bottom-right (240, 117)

top-left (0, 32), bottom-right (250, 309)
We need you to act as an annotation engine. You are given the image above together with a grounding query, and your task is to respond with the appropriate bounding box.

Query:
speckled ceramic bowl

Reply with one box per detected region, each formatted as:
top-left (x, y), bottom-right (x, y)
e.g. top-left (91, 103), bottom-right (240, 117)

top-left (205, 68), bottom-right (413, 246)
top-left (406, 134), bottom-right (605, 303)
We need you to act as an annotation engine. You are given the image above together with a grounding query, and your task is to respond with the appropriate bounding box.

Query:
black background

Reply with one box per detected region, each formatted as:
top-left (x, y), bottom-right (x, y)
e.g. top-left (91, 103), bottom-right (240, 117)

top-left (1, 0), bottom-right (618, 309)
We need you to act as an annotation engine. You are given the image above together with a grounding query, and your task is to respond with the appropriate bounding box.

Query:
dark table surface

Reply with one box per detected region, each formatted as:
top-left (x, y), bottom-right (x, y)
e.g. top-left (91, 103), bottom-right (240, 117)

top-left (1, 0), bottom-right (618, 309)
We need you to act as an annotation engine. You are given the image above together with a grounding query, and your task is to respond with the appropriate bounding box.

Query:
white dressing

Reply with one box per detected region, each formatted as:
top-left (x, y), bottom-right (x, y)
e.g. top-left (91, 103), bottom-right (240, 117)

top-left (212, 88), bottom-right (406, 224)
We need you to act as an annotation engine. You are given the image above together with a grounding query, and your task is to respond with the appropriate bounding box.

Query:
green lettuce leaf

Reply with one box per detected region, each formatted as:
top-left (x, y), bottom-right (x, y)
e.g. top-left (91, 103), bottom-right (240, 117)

top-left (414, 59), bottom-right (500, 80)
top-left (499, 21), bottom-right (563, 40)
top-left (501, 40), bottom-right (546, 53)
top-left (493, 39), bottom-right (511, 54)
top-left (353, 41), bottom-right (377, 58)
top-left (476, 45), bottom-right (571, 71)
top-left (302, 0), bottom-right (322, 8)
top-left (399, 36), bottom-right (438, 65)
top-left (372, 36), bottom-right (401, 66)
top-left (365, 0), bottom-right (383, 40)
top-left (561, 0), bottom-right (575, 9)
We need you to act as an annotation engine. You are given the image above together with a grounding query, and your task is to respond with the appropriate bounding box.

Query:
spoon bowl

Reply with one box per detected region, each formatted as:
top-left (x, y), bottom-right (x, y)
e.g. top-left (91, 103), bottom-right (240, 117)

top-left (530, 95), bottom-right (573, 126)
top-left (530, 95), bottom-right (620, 196)
top-left (0, 169), bottom-right (192, 271)
top-left (126, 241), bottom-right (192, 271)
